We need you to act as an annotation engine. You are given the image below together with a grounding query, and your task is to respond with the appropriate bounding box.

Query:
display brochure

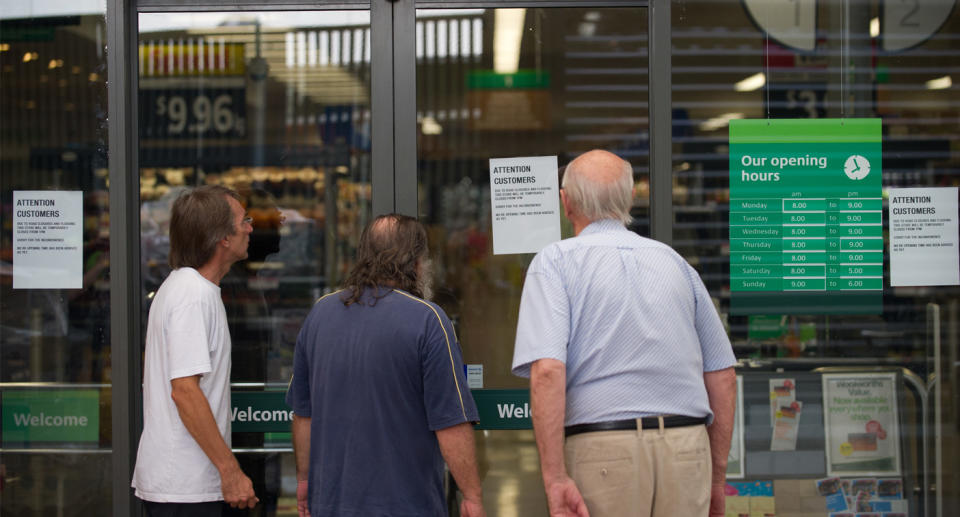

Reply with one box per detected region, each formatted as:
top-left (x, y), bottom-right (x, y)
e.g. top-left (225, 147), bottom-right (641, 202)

top-left (724, 480), bottom-right (775, 517)
top-left (816, 476), bottom-right (907, 514)
top-left (771, 399), bottom-right (803, 451)
top-left (13, 190), bottom-right (83, 289)
top-left (769, 377), bottom-right (796, 426)
top-left (727, 375), bottom-right (745, 478)
top-left (888, 187), bottom-right (959, 286)
top-left (488, 155), bottom-right (561, 255)
top-left (823, 373), bottom-right (901, 476)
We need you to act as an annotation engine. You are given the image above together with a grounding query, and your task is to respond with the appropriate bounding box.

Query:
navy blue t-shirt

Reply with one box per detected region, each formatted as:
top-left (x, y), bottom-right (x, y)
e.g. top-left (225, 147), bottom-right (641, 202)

top-left (286, 288), bottom-right (479, 517)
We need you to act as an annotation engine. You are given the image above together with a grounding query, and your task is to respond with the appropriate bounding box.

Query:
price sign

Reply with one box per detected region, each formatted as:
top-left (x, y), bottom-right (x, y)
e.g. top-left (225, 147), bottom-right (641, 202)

top-left (768, 83), bottom-right (826, 119)
top-left (139, 88), bottom-right (246, 139)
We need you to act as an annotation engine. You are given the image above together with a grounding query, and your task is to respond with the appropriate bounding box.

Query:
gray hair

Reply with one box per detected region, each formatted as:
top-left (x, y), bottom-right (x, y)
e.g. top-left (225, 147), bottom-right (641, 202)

top-left (562, 152), bottom-right (633, 225)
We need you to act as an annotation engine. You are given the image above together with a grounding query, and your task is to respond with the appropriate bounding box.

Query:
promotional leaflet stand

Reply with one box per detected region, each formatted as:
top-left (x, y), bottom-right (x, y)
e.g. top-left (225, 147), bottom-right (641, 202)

top-left (734, 367), bottom-right (926, 517)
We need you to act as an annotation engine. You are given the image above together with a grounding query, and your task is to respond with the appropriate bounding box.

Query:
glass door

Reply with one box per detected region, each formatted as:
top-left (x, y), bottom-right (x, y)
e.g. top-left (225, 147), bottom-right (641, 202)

top-left (1, 6), bottom-right (113, 515)
top-left (413, 6), bottom-right (649, 515)
top-left (137, 9), bottom-right (373, 514)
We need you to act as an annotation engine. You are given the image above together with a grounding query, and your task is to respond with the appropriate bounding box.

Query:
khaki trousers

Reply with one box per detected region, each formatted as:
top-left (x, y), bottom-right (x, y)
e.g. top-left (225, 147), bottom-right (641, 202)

top-left (564, 419), bottom-right (712, 517)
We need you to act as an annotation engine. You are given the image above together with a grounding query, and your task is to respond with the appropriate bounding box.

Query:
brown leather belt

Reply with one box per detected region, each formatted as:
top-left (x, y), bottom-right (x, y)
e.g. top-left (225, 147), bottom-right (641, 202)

top-left (564, 415), bottom-right (708, 437)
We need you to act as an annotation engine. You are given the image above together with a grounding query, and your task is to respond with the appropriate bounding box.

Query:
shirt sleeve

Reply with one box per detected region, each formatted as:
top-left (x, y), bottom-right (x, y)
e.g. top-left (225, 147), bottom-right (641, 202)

top-left (688, 263), bottom-right (737, 372)
top-left (511, 250), bottom-right (570, 378)
top-left (165, 301), bottom-right (213, 380)
top-left (285, 319), bottom-right (313, 417)
top-left (421, 304), bottom-right (479, 431)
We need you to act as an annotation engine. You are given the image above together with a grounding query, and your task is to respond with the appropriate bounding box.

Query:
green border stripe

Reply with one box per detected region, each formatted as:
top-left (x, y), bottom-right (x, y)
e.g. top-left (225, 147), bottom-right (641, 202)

top-left (730, 118), bottom-right (882, 144)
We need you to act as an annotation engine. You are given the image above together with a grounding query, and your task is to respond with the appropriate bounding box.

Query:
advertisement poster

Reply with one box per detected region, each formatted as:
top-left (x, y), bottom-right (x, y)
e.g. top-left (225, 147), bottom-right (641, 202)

top-left (822, 373), bottom-right (901, 476)
top-left (888, 187), bottom-right (959, 286)
top-left (489, 155), bottom-right (561, 255)
top-left (13, 190), bottom-right (84, 289)
top-left (727, 375), bottom-right (746, 478)
top-left (729, 119), bottom-right (882, 315)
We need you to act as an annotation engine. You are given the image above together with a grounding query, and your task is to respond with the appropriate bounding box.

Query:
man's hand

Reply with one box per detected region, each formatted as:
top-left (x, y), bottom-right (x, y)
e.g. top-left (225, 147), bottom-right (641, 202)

top-left (704, 367), bottom-right (735, 517)
top-left (296, 479), bottom-right (310, 517)
top-left (170, 376), bottom-right (258, 509)
top-left (292, 415), bottom-right (311, 516)
top-left (709, 482), bottom-right (726, 517)
top-left (460, 494), bottom-right (486, 517)
top-left (436, 422), bottom-right (485, 517)
top-left (220, 465), bottom-right (258, 509)
top-left (529, 360), bottom-right (587, 517)
top-left (545, 476), bottom-right (589, 517)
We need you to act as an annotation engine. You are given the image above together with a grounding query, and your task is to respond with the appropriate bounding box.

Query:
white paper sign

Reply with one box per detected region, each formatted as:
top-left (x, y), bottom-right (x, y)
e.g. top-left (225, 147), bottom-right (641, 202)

top-left (888, 187), bottom-right (959, 286)
top-left (13, 191), bottom-right (84, 289)
top-left (489, 156), bottom-right (561, 255)
top-left (822, 373), bottom-right (901, 476)
top-left (466, 364), bottom-right (483, 389)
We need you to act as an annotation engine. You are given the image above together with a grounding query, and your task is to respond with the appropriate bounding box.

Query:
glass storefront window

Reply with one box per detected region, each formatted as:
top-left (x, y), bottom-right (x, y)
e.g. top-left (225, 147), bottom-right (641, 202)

top-left (4, 1), bottom-right (957, 515)
top-left (0, 4), bottom-right (112, 515)
top-left (672, 0), bottom-right (959, 513)
top-left (137, 10), bottom-right (372, 515)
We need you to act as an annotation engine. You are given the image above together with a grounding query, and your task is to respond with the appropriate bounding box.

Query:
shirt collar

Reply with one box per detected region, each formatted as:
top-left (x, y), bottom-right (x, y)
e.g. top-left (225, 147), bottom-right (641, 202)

top-left (580, 219), bottom-right (627, 236)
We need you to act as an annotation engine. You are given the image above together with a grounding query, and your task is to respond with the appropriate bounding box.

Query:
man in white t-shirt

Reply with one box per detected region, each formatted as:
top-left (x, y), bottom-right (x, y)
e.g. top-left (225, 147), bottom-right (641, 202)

top-left (132, 185), bottom-right (259, 516)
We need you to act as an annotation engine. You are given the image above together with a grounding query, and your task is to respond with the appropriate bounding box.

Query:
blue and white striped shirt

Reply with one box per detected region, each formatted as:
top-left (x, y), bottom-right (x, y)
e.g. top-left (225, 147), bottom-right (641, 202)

top-left (512, 219), bottom-right (736, 426)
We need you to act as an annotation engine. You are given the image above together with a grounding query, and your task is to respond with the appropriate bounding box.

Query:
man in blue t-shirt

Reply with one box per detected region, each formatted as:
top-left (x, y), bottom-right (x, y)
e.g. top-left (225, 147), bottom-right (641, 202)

top-left (286, 214), bottom-right (485, 517)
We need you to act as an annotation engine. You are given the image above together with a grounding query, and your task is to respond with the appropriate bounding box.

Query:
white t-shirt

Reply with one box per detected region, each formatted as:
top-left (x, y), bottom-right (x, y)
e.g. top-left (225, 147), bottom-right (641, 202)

top-left (132, 267), bottom-right (232, 502)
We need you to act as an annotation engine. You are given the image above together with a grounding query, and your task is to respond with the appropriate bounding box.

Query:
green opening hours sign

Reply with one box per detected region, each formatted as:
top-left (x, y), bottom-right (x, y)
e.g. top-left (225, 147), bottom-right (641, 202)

top-left (729, 119), bottom-right (883, 315)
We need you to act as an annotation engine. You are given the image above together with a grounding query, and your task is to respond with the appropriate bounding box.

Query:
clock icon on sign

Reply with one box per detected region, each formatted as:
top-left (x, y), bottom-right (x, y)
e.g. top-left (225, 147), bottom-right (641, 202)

top-left (844, 155), bottom-right (871, 180)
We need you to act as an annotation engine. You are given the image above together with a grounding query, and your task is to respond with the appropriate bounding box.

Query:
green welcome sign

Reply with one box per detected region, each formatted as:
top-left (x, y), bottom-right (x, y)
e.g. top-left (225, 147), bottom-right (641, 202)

top-left (232, 391), bottom-right (295, 433)
top-left (729, 118), bottom-right (883, 315)
top-left (472, 389), bottom-right (531, 430)
top-left (2, 390), bottom-right (100, 445)
top-left (230, 390), bottom-right (534, 433)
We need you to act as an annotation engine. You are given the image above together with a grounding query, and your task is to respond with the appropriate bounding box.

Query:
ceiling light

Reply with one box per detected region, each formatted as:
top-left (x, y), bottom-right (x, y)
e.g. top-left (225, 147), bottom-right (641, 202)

top-left (493, 9), bottom-right (526, 74)
top-left (870, 18), bottom-right (880, 38)
top-left (734, 73), bottom-right (765, 92)
top-left (421, 116), bottom-right (443, 135)
top-left (926, 76), bottom-right (952, 90)
top-left (699, 113), bottom-right (744, 132)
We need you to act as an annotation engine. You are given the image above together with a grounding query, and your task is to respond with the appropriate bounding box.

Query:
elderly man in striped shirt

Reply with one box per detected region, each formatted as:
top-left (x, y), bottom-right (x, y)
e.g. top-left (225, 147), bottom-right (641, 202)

top-left (512, 149), bottom-right (737, 517)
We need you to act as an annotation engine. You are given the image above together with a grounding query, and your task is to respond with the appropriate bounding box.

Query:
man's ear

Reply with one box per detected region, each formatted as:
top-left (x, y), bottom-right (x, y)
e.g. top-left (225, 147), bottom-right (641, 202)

top-left (560, 189), bottom-right (573, 219)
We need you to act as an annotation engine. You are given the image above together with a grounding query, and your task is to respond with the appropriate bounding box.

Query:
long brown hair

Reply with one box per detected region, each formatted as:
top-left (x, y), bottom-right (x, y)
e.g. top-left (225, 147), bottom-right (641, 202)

top-left (341, 214), bottom-right (428, 305)
top-left (168, 185), bottom-right (240, 269)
